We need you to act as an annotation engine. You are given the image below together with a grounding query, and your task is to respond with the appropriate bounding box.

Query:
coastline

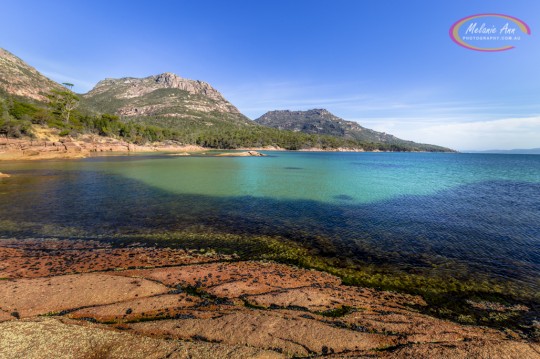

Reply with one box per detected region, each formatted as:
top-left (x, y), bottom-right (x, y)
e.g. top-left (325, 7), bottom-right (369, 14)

top-left (239, 147), bottom-right (370, 152)
top-left (0, 238), bottom-right (537, 358)
top-left (0, 125), bottom-right (454, 162)
top-left (0, 138), bottom-right (371, 162)
top-left (0, 138), bottom-right (442, 162)
top-left (0, 136), bottom-right (207, 161)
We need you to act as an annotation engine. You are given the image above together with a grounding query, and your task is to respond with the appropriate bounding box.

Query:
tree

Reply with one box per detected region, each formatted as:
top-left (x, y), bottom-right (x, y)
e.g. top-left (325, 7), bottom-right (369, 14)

top-left (94, 113), bottom-right (120, 136)
top-left (48, 83), bottom-right (79, 124)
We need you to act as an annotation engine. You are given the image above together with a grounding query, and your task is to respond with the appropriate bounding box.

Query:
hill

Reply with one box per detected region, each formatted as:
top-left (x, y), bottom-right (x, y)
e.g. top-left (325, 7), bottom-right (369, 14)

top-left (1, 47), bottom-right (452, 152)
top-left (0, 48), bottom-right (64, 102)
top-left (256, 109), bottom-right (451, 152)
top-left (80, 72), bottom-right (253, 128)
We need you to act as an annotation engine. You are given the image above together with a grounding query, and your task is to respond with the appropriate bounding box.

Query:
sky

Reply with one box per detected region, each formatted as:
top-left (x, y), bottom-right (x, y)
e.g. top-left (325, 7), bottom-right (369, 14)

top-left (1, 0), bottom-right (539, 151)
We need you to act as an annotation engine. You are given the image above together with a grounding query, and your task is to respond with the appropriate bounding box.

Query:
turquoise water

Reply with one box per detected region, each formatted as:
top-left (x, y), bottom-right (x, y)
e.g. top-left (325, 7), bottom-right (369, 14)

top-left (0, 152), bottom-right (539, 292)
top-left (112, 152), bottom-right (540, 203)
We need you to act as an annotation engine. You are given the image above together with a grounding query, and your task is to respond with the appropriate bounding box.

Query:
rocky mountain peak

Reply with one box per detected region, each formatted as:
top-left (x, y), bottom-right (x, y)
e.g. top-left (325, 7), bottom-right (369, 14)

top-left (88, 72), bottom-right (226, 103)
top-left (150, 72), bottom-right (220, 100)
top-left (153, 72), bottom-right (182, 86)
top-left (265, 109), bottom-right (332, 117)
top-left (82, 72), bottom-right (245, 120)
top-left (307, 108), bottom-right (330, 115)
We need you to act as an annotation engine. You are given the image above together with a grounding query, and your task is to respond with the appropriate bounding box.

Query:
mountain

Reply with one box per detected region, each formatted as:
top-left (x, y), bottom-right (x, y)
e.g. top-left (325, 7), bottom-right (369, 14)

top-left (81, 72), bottom-right (253, 128)
top-left (0, 47), bottom-right (451, 151)
top-left (0, 48), bottom-right (64, 102)
top-left (0, 47), bottom-right (250, 129)
top-left (255, 109), bottom-right (451, 151)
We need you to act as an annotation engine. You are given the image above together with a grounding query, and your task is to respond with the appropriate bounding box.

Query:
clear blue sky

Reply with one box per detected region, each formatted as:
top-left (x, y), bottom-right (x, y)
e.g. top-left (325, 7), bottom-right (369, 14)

top-left (1, 0), bottom-right (539, 150)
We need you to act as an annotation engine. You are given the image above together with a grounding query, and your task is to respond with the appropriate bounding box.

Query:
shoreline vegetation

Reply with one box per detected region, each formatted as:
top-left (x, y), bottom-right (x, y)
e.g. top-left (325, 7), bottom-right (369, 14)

top-left (0, 129), bottom-right (443, 162)
top-left (0, 87), bottom-right (454, 161)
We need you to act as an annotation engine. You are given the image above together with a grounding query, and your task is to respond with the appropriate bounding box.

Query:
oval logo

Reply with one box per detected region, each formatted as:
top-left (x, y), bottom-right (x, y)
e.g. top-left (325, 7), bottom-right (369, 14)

top-left (450, 14), bottom-right (531, 52)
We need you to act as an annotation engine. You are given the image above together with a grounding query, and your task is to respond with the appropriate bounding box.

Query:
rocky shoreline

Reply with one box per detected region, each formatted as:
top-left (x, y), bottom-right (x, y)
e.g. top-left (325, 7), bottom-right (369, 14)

top-left (0, 126), bottom-right (418, 162)
top-left (0, 137), bottom-right (398, 162)
top-left (0, 132), bottom-right (279, 162)
top-left (0, 238), bottom-right (538, 358)
top-left (0, 137), bottom-right (368, 162)
top-left (0, 136), bottom-right (208, 161)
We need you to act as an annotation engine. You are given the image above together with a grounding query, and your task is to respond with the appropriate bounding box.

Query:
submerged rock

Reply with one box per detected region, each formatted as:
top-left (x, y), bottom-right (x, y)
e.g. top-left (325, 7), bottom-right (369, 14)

top-left (247, 151), bottom-right (265, 156)
top-left (216, 151), bottom-right (266, 157)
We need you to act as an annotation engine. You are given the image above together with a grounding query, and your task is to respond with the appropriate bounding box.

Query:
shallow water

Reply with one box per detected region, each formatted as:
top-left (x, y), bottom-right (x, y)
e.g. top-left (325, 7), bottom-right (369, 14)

top-left (0, 152), bottom-right (539, 292)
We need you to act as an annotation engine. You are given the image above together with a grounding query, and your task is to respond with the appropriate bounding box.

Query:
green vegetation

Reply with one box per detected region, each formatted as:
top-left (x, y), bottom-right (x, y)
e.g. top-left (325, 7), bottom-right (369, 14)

top-left (0, 94), bottom-right (36, 138)
top-left (0, 48), bottom-right (452, 151)
top-left (0, 91), bottom-right (450, 151)
top-left (255, 109), bottom-right (453, 152)
top-left (318, 305), bottom-right (356, 318)
top-left (48, 82), bottom-right (80, 124)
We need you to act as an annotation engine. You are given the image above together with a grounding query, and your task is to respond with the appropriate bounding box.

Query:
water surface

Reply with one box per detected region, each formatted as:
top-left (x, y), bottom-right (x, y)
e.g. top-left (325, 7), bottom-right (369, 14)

top-left (1, 152), bottom-right (539, 293)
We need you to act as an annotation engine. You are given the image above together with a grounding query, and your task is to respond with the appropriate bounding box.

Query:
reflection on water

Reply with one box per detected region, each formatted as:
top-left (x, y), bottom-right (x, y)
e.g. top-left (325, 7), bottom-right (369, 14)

top-left (0, 152), bottom-right (539, 293)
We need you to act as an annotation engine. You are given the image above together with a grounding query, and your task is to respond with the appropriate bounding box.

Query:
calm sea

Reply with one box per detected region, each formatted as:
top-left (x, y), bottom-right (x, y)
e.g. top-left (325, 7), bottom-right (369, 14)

top-left (1, 152), bottom-right (539, 293)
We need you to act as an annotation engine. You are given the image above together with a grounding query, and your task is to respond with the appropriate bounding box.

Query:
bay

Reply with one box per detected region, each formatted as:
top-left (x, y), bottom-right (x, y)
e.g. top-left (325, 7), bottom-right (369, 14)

top-left (1, 151), bottom-right (539, 295)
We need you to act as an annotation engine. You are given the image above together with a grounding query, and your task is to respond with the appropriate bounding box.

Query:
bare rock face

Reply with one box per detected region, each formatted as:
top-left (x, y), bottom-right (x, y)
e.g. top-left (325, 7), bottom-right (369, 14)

top-left (0, 48), bottom-right (64, 102)
top-left (90, 73), bottom-right (230, 104)
top-left (82, 72), bottom-right (247, 121)
top-left (153, 73), bottom-right (225, 101)
top-left (0, 133), bottom-right (207, 161)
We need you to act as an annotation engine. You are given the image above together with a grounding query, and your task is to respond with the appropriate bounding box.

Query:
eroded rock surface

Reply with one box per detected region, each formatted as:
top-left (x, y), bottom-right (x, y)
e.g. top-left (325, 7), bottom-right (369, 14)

top-left (0, 273), bottom-right (169, 318)
top-left (0, 239), bottom-right (537, 358)
top-left (0, 318), bottom-right (283, 359)
top-left (0, 239), bottom-right (232, 278)
top-left (0, 135), bottom-right (206, 161)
